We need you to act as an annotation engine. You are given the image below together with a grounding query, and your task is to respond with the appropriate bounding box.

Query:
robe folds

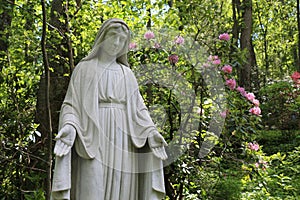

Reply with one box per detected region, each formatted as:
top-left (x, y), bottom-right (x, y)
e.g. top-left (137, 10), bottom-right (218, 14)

top-left (51, 59), bottom-right (165, 200)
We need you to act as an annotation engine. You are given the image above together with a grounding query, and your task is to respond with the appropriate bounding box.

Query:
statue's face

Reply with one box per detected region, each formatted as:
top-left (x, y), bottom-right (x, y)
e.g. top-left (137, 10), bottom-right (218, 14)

top-left (101, 26), bottom-right (127, 57)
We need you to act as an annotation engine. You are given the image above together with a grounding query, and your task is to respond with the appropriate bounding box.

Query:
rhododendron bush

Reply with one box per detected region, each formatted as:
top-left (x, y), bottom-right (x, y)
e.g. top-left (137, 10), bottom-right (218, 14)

top-left (260, 76), bottom-right (300, 130)
top-left (127, 28), bottom-right (300, 199)
top-left (128, 30), bottom-right (268, 199)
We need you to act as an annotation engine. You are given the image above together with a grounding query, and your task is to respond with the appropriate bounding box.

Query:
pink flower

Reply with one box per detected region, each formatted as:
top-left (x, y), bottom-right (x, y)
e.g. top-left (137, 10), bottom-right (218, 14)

top-left (208, 55), bottom-right (221, 65)
top-left (168, 54), bottom-right (179, 64)
top-left (144, 31), bottom-right (155, 40)
top-left (219, 33), bottom-right (230, 41)
top-left (221, 65), bottom-right (232, 74)
top-left (129, 42), bottom-right (137, 49)
top-left (252, 99), bottom-right (260, 106)
top-left (256, 160), bottom-right (268, 170)
top-left (236, 86), bottom-right (247, 96)
top-left (249, 106), bottom-right (261, 116)
top-left (220, 110), bottom-right (228, 118)
top-left (248, 142), bottom-right (259, 151)
top-left (154, 43), bottom-right (161, 49)
top-left (260, 160), bottom-right (267, 164)
top-left (208, 55), bottom-right (218, 61)
top-left (203, 63), bottom-right (210, 68)
top-left (174, 36), bottom-right (184, 45)
top-left (226, 79), bottom-right (236, 90)
top-left (212, 59), bottom-right (221, 65)
top-left (245, 92), bottom-right (255, 101)
top-left (291, 71), bottom-right (300, 84)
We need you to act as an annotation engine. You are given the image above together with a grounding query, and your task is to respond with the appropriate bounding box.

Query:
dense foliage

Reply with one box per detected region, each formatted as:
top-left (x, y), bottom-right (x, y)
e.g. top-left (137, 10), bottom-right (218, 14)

top-left (0, 0), bottom-right (299, 199)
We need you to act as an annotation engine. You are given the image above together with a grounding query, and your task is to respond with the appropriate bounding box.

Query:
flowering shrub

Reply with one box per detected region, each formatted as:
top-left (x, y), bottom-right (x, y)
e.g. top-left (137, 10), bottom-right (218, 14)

top-left (210, 33), bottom-right (263, 151)
top-left (239, 140), bottom-right (300, 199)
top-left (259, 75), bottom-right (300, 129)
top-left (128, 30), bottom-right (264, 199)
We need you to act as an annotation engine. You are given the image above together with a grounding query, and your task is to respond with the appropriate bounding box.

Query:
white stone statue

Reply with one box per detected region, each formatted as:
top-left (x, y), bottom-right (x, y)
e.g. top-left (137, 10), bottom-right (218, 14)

top-left (51, 18), bottom-right (168, 200)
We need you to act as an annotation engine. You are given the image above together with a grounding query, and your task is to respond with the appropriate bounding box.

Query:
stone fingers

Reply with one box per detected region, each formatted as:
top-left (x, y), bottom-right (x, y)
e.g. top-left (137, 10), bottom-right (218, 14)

top-left (159, 147), bottom-right (168, 160)
top-left (153, 147), bottom-right (168, 160)
top-left (61, 142), bottom-right (70, 156)
top-left (54, 140), bottom-right (62, 156)
top-left (54, 140), bottom-right (71, 157)
top-left (162, 139), bottom-right (168, 147)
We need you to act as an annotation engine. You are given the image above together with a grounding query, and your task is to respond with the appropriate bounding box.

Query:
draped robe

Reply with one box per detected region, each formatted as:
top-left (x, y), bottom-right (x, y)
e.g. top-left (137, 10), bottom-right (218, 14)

top-left (51, 59), bottom-right (165, 200)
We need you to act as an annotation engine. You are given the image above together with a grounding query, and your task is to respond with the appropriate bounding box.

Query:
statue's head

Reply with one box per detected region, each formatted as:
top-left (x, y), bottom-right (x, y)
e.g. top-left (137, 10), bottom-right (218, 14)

top-left (82, 18), bottom-right (130, 66)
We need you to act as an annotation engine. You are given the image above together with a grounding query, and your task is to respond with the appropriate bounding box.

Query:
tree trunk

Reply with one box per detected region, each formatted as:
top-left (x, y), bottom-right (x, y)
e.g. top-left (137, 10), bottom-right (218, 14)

top-left (35, 0), bottom-right (73, 198)
top-left (297, 0), bottom-right (300, 71)
top-left (232, 0), bottom-right (239, 41)
top-left (36, 0), bottom-right (72, 142)
top-left (239, 0), bottom-right (253, 90)
top-left (231, 0), bottom-right (241, 62)
top-left (256, 1), bottom-right (268, 86)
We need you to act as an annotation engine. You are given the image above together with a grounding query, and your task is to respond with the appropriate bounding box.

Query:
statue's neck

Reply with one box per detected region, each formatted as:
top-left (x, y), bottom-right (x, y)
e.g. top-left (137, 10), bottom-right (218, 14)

top-left (97, 58), bottom-right (120, 70)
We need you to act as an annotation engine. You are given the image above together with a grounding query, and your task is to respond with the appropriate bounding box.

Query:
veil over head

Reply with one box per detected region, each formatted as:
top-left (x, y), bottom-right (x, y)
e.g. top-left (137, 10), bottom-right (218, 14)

top-left (81, 18), bottom-right (130, 67)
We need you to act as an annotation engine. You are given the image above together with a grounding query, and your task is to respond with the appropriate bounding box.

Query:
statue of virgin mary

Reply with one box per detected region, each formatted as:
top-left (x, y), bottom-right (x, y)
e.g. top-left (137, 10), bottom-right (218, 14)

top-left (51, 18), bottom-right (167, 200)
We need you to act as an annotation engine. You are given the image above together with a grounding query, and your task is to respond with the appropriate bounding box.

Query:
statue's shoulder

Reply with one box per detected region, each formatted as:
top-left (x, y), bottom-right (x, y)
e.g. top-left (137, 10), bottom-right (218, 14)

top-left (120, 65), bottom-right (135, 77)
top-left (120, 65), bottom-right (139, 88)
top-left (75, 59), bottom-right (95, 69)
top-left (73, 60), bottom-right (97, 75)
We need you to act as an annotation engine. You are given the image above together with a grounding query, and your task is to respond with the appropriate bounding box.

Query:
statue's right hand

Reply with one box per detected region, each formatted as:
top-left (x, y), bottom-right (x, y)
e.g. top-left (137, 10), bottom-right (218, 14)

top-left (54, 124), bottom-right (76, 157)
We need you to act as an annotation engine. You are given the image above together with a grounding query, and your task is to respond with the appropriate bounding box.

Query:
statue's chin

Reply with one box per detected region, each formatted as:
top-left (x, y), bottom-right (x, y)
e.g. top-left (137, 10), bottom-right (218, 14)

top-left (104, 48), bottom-right (121, 57)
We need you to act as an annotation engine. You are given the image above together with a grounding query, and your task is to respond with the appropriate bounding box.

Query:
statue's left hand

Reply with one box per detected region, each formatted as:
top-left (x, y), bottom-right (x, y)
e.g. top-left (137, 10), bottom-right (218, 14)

top-left (148, 132), bottom-right (168, 160)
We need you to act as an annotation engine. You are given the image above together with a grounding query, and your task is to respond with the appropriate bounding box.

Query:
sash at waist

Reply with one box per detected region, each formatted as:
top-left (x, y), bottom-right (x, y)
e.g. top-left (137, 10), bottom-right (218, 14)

top-left (99, 102), bottom-right (126, 110)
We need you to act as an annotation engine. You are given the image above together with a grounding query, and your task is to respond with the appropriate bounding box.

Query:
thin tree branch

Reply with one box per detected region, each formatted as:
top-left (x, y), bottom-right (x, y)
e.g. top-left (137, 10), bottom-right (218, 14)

top-left (65, 0), bottom-right (75, 72)
top-left (41, 0), bottom-right (53, 199)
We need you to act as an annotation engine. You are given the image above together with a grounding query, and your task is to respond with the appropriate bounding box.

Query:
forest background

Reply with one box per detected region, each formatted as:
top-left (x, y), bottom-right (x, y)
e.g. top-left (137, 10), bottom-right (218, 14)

top-left (0, 0), bottom-right (300, 199)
